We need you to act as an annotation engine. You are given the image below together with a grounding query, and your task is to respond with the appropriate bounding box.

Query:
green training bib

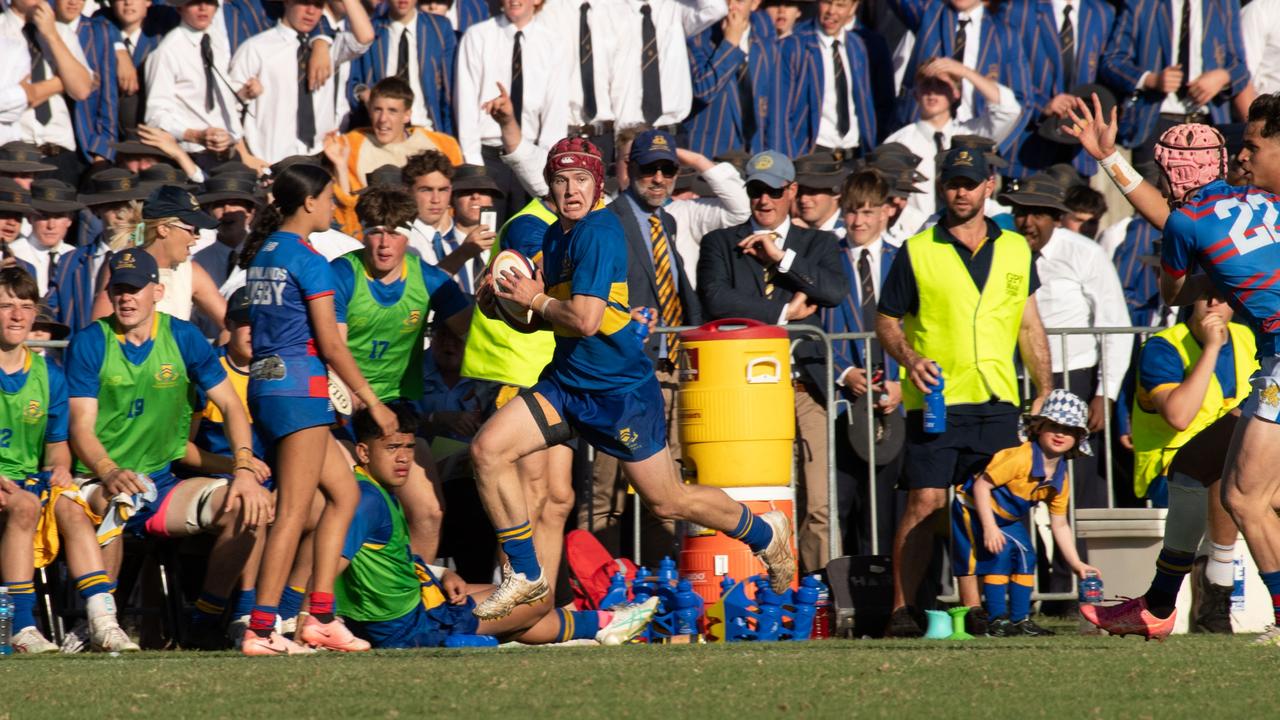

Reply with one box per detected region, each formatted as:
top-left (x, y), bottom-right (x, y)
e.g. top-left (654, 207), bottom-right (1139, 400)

top-left (342, 253), bottom-right (429, 401)
top-left (0, 350), bottom-right (49, 479)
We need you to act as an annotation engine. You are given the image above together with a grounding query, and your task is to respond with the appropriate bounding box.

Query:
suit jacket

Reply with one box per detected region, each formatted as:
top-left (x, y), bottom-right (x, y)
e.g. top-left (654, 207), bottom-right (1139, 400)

top-left (888, 0), bottom-right (1032, 156)
top-left (455, 0), bottom-right (490, 36)
top-left (46, 242), bottom-right (103, 333)
top-left (1099, 0), bottom-right (1250, 148)
top-left (346, 12), bottom-right (457, 136)
top-left (684, 12), bottom-right (786, 157)
top-left (780, 26), bottom-right (877, 156)
top-left (1003, 0), bottom-right (1113, 176)
top-left (73, 16), bottom-right (120, 163)
top-left (823, 238), bottom-right (899, 381)
top-left (608, 195), bottom-right (705, 362)
top-left (697, 222), bottom-right (849, 396)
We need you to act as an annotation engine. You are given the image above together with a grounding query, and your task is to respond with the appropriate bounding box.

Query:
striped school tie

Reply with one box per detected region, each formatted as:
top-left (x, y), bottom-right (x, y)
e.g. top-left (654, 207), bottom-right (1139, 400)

top-left (762, 232), bottom-right (779, 297)
top-left (649, 214), bottom-right (683, 363)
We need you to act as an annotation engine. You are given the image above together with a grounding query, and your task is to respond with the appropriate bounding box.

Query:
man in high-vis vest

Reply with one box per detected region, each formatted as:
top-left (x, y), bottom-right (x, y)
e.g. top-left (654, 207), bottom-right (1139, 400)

top-left (1085, 292), bottom-right (1257, 640)
top-left (875, 147), bottom-right (1053, 638)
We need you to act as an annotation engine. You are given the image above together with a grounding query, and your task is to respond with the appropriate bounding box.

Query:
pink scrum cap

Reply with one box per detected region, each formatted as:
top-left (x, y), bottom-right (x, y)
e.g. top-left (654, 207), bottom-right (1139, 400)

top-left (1154, 123), bottom-right (1228, 203)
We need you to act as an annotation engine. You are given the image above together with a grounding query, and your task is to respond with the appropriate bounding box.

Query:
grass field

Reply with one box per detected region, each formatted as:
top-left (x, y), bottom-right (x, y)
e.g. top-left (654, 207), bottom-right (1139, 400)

top-left (3, 627), bottom-right (1280, 719)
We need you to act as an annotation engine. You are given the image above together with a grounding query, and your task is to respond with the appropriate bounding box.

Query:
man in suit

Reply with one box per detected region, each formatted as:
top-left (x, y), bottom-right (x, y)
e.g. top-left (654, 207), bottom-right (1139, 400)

top-left (887, 0), bottom-right (1032, 157)
top-left (824, 168), bottom-right (904, 557)
top-left (1003, 0), bottom-right (1114, 177)
top-left (591, 129), bottom-right (705, 562)
top-left (780, 0), bottom-right (877, 158)
top-left (1099, 0), bottom-right (1253, 167)
top-left (346, 0), bottom-right (456, 136)
top-left (698, 150), bottom-right (850, 573)
top-left (685, 0), bottom-right (787, 158)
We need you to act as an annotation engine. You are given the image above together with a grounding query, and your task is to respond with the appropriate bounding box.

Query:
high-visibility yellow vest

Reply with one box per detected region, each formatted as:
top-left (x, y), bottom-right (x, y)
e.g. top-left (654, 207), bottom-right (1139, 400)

top-left (900, 226), bottom-right (1032, 411)
top-left (1131, 322), bottom-right (1257, 498)
top-left (460, 198), bottom-right (558, 387)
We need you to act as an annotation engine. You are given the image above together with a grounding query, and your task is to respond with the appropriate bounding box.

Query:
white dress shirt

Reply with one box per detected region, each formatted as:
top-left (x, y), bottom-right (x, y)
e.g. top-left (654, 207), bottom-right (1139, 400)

top-left (0, 40), bottom-right (31, 145)
top-left (815, 30), bottom-right (861, 150)
top-left (1242, 0), bottom-right (1280, 95)
top-left (385, 17), bottom-right (433, 130)
top-left (668, 161), bottom-right (750, 288)
top-left (456, 15), bottom-right (568, 164)
top-left (145, 23), bottom-right (243, 152)
top-left (12, 237), bottom-right (74, 297)
top-left (818, 209), bottom-right (845, 239)
top-left (230, 22), bottom-right (370, 163)
top-left (406, 219), bottom-right (488, 294)
top-left (1033, 226), bottom-right (1132, 398)
top-left (1135, 0), bottom-right (1203, 113)
top-left (949, 5), bottom-right (983, 122)
top-left (0, 11), bottom-right (91, 152)
top-left (1051, 0), bottom-right (1078, 51)
top-left (612, 0), bottom-right (727, 128)
top-left (882, 83), bottom-right (1021, 220)
top-left (542, 0), bottom-right (628, 127)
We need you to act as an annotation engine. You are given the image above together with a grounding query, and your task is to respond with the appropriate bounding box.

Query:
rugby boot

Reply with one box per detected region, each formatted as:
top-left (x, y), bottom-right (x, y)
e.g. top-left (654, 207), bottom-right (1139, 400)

top-left (298, 615), bottom-right (371, 652)
top-left (986, 617), bottom-right (1014, 637)
top-left (1191, 561), bottom-right (1234, 635)
top-left (89, 619), bottom-right (140, 653)
top-left (1013, 618), bottom-right (1056, 636)
top-left (1080, 596), bottom-right (1175, 640)
top-left (885, 606), bottom-right (923, 638)
top-left (596, 597), bottom-right (660, 646)
top-left (241, 630), bottom-right (316, 656)
top-left (964, 606), bottom-right (991, 636)
top-left (11, 626), bottom-right (58, 654)
top-left (472, 563), bottom-right (549, 620)
top-left (59, 619), bottom-right (88, 654)
top-left (1253, 624), bottom-right (1280, 646)
top-left (755, 511), bottom-right (797, 595)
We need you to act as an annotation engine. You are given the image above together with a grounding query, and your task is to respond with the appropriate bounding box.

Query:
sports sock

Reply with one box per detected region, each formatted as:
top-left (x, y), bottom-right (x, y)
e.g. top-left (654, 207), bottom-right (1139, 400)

top-left (1259, 570), bottom-right (1280, 626)
top-left (193, 591), bottom-right (227, 624)
top-left (2, 580), bottom-right (37, 630)
top-left (74, 570), bottom-right (113, 600)
top-left (1207, 543), bottom-right (1236, 588)
top-left (249, 606), bottom-right (278, 636)
top-left (981, 575), bottom-right (1009, 619)
top-left (309, 591), bottom-right (335, 623)
top-left (726, 505), bottom-right (774, 553)
top-left (279, 585), bottom-right (305, 621)
top-left (1009, 575), bottom-right (1035, 622)
top-left (554, 608), bottom-right (604, 642)
top-left (495, 521), bottom-right (541, 579)
top-left (233, 588), bottom-right (257, 618)
top-left (1146, 547), bottom-right (1195, 617)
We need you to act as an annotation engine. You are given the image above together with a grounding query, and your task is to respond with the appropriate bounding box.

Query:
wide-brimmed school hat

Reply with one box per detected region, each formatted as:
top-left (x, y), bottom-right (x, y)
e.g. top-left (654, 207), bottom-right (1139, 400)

top-left (674, 166), bottom-right (712, 197)
top-left (0, 177), bottom-right (32, 214)
top-left (451, 164), bottom-right (505, 198)
top-left (29, 179), bottom-right (85, 214)
top-left (793, 153), bottom-right (846, 192)
top-left (866, 142), bottom-right (923, 169)
top-left (139, 163), bottom-right (197, 192)
top-left (79, 169), bottom-right (150, 206)
top-left (0, 142), bottom-right (56, 174)
top-left (1037, 84), bottom-right (1117, 146)
top-left (356, 164), bottom-right (406, 195)
top-left (1018, 389), bottom-right (1093, 456)
top-left (197, 173), bottom-right (262, 205)
top-left (883, 167), bottom-right (925, 197)
top-left (997, 173), bottom-right (1071, 213)
top-left (846, 393), bottom-right (906, 465)
top-left (109, 129), bottom-right (173, 160)
top-left (209, 160), bottom-right (257, 178)
top-left (33, 304), bottom-right (70, 341)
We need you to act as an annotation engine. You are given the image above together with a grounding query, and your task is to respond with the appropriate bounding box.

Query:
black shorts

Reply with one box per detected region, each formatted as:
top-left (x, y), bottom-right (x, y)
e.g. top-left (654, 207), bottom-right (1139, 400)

top-left (900, 406), bottom-right (1020, 490)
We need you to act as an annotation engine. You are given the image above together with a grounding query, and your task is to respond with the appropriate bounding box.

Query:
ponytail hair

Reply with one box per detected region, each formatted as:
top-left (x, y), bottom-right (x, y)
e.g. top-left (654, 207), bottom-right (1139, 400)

top-left (107, 201), bottom-right (177, 252)
top-left (240, 163), bottom-right (333, 269)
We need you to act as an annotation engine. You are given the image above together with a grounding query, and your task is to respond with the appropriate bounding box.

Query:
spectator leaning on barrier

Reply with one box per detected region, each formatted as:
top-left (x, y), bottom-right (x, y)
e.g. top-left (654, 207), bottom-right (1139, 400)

top-left (875, 146), bottom-right (1052, 638)
top-left (698, 150), bottom-right (850, 574)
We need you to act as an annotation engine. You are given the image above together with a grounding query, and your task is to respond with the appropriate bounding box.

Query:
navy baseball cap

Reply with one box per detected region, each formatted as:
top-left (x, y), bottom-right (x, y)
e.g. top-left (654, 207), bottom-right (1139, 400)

top-left (938, 147), bottom-right (990, 184)
top-left (226, 286), bottom-right (251, 325)
top-left (629, 129), bottom-right (679, 165)
top-left (143, 185), bottom-right (219, 230)
top-left (108, 249), bottom-right (160, 288)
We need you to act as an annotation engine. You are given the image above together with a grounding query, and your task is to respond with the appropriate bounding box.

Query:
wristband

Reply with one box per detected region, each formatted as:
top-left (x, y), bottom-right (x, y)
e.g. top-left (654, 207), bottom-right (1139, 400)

top-left (94, 457), bottom-right (119, 478)
top-left (534, 294), bottom-right (554, 317)
top-left (1100, 151), bottom-right (1142, 195)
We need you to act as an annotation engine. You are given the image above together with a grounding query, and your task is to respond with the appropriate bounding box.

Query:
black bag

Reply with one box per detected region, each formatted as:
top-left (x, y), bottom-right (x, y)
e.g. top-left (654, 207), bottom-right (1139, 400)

top-left (826, 555), bottom-right (894, 638)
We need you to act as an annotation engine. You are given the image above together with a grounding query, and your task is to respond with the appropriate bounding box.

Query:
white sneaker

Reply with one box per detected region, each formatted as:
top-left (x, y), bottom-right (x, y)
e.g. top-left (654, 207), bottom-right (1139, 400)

top-left (754, 511), bottom-right (797, 595)
top-left (1254, 624), bottom-right (1280, 646)
top-left (595, 597), bottom-right (659, 646)
top-left (90, 618), bottom-right (140, 653)
top-left (228, 615), bottom-right (250, 650)
top-left (472, 564), bottom-right (549, 620)
top-left (280, 615), bottom-right (298, 638)
top-left (60, 620), bottom-right (88, 654)
top-left (12, 625), bottom-right (59, 654)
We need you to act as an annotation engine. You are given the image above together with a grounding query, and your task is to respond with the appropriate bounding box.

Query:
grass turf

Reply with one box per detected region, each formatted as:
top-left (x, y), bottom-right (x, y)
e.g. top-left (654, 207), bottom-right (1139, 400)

top-left (4, 628), bottom-right (1280, 719)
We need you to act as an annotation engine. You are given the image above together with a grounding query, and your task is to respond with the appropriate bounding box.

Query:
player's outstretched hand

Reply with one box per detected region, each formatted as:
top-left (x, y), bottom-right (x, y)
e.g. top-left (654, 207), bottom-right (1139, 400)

top-left (1062, 93), bottom-right (1117, 161)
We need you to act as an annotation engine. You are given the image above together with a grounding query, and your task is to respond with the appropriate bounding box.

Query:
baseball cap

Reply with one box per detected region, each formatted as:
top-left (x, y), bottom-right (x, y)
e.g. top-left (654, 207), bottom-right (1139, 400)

top-left (226, 286), bottom-right (251, 325)
top-left (108, 249), bottom-right (160, 288)
top-left (143, 185), bottom-right (219, 230)
top-left (745, 151), bottom-right (795, 189)
top-left (938, 147), bottom-right (990, 184)
top-left (629, 129), bottom-right (679, 166)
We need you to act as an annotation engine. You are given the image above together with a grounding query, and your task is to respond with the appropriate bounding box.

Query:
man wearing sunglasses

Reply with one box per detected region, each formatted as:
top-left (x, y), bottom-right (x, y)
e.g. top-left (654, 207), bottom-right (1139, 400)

top-left (697, 150), bottom-right (849, 574)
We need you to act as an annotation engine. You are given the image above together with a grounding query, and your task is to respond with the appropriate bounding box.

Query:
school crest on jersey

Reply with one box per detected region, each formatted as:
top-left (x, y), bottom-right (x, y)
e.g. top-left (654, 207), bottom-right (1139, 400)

top-left (155, 363), bottom-right (179, 387)
top-left (22, 399), bottom-right (44, 424)
top-left (617, 427), bottom-right (640, 451)
top-left (404, 310), bottom-right (422, 328)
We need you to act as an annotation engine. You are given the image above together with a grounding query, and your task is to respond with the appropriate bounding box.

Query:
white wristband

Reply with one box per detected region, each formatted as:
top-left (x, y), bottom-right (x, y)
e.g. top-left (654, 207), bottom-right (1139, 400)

top-left (1100, 151), bottom-right (1143, 195)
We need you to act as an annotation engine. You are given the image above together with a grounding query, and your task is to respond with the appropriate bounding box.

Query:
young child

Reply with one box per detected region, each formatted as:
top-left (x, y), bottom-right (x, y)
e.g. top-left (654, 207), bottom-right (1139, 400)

top-left (951, 389), bottom-right (1101, 637)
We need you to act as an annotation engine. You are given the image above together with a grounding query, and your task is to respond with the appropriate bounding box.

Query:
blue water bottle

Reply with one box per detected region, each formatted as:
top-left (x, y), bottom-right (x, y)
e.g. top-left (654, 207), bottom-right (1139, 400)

top-left (633, 308), bottom-right (653, 340)
top-left (657, 557), bottom-right (678, 587)
top-left (674, 580), bottom-right (704, 639)
top-left (1078, 571), bottom-right (1103, 635)
top-left (789, 576), bottom-right (821, 641)
top-left (922, 363), bottom-right (946, 433)
top-left (0, 587), bottom-right (12, 656)
top-left (601, 572), bottom-right (630, 610)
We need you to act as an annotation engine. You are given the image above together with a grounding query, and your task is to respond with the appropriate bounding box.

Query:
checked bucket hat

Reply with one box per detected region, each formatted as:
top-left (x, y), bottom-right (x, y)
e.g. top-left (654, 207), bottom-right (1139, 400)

top-left (1018, 389), bottom-right (1093, 457)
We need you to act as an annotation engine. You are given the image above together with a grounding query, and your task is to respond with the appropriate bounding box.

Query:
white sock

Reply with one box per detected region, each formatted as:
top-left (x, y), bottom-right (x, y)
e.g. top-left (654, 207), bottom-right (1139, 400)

top-left (85, 592), bottom-right (119, 622)
top-left (1206, 543), bottom-right (1236, 587)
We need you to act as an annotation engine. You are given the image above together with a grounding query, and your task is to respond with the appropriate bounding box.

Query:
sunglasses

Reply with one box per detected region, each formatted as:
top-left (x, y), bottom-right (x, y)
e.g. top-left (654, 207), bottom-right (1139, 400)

top-left (747, 182), bottom-right (789, 199)
top-left (637, 162), bottom-right (678, 178)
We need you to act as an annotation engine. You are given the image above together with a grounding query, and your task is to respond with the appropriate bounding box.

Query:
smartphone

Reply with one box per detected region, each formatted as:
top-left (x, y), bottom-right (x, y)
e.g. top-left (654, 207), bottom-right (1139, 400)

top-left (480, 210), bottom-right (498, 231)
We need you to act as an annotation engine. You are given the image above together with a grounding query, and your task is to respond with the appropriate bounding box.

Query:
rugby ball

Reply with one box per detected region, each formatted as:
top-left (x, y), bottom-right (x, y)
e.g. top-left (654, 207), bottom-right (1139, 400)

top-left (490, 249), bottom-right (540, 333)
top-left (328, 369), bottom-right (353, 416)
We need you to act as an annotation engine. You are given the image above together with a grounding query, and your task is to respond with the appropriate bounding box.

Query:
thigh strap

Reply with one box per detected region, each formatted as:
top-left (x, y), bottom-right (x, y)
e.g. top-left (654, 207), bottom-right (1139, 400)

top-left (518, 389), bottom-right (575, 447)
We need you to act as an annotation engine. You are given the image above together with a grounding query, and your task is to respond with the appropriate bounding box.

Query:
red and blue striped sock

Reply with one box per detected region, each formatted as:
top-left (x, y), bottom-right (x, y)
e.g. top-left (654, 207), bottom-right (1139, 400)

top-left (309, 591), bottom-right (335, 623)
top-left (1259, 570), bottom-right (1280, 625)
top-left (249, 606), bottom-right (277, 637)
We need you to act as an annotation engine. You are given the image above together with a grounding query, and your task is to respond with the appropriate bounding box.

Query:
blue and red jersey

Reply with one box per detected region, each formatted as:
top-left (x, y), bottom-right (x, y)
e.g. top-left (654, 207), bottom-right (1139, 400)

top-left (247, 231), bottom-right (334, 399)
top-left (1164, 179), bottom-right (1280, 356)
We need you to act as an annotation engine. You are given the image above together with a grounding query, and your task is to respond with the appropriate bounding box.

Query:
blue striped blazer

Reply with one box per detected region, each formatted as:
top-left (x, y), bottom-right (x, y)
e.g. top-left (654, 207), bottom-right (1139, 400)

top-left (46, 241), bottom-right (104, 333)
top-left (346, 12), bottom-right (458, 136)
top-left (1098, 0), bottom-right (1250, 148)
top-left (73, 15), bottom-right (120, 162)
top-left (455, 0), bottom-right (489, 36)
top-left (1112, 217), bottom-right (1161, 327)
top-left (1002, 0), bottom-right (1113, 176)
top-left (824, 237), bottom-right (899, 386)
top-left (888, 0), bottom-right (1031, 157)
top-left (779, 27), bottom-right (877, 156)
top-left (683, 12), bottom-right (786, 157)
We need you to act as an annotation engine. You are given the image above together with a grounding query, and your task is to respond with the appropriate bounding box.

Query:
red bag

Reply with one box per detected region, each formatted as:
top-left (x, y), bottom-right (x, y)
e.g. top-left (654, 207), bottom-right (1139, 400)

top-left (564, 529), bottom-right (637, 610)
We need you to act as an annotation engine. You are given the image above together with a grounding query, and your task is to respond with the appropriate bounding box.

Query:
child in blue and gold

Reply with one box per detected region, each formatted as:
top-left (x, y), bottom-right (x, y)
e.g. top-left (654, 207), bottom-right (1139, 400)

top-left (952, 389), bottom-right (1101, 637)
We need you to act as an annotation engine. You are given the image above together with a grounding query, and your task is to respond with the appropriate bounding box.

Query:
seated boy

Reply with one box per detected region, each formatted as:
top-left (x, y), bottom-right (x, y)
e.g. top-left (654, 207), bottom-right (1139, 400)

top-left (952, 389), bottom-right (1100, 637)
top-left (337, 404), bottom-right (659, 648)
